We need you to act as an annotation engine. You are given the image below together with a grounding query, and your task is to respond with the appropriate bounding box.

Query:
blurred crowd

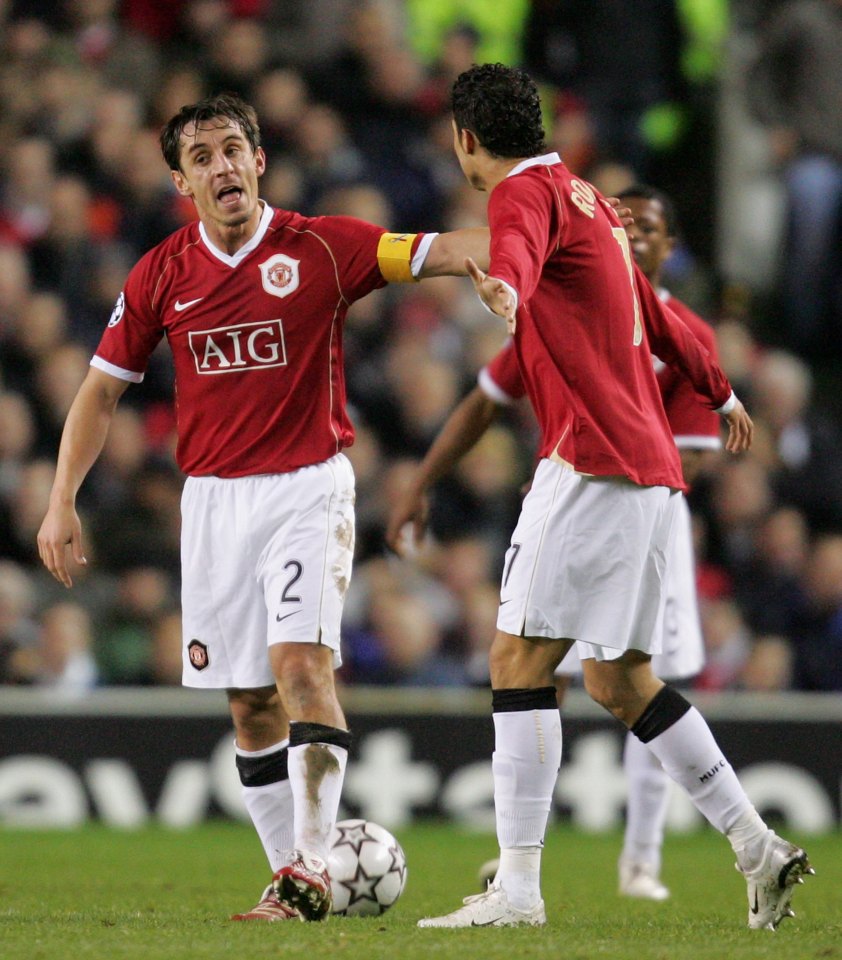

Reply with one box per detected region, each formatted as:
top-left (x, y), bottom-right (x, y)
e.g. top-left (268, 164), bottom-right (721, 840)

top-left (1, 0), bottom-right (841, 696)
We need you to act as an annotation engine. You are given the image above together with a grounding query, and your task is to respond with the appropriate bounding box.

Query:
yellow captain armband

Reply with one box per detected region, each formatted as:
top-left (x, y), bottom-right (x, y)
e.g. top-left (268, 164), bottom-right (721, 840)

top-left (377, 232), bottom-right (419, 283)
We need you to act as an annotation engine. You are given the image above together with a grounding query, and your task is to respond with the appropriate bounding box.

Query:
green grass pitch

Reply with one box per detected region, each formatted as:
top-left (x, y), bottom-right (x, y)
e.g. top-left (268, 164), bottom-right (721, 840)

top-left (2, 823), bottom-right (840, 960)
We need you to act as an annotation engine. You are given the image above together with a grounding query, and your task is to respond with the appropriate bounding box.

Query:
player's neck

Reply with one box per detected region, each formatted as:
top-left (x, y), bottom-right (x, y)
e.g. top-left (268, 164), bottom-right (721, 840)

top-left (203, 203), bottom-right (264, 256)
top-left (484, 157), bottom-right (527, 192)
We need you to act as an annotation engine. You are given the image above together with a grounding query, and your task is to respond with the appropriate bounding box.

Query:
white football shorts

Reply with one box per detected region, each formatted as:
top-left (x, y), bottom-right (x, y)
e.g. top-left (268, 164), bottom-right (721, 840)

top-left (557, 492), bottom-right (704, 679)
top-left (497, 458), bottom-right (681, 659)
top-left (180, 453), bottom-right (355, 689)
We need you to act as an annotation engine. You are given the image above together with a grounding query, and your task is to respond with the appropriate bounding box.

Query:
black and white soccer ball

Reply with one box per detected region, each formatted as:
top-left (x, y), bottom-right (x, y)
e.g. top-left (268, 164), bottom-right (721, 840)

top-left (328, 819), bottom-right (408, 916)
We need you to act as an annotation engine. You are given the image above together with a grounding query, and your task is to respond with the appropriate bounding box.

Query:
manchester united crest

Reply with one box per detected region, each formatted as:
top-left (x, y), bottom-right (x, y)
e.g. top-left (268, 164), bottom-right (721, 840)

top-left (259, 253), bottom-right (300, 299)
top-left (187, 639), bottom-right (209, 670)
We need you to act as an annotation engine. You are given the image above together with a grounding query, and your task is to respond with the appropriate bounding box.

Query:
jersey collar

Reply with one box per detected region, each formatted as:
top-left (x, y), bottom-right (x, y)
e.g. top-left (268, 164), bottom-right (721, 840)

top-left (506, 152), bottom-right (562, 178)
top-left (199, 200), bottom-right (274, 267)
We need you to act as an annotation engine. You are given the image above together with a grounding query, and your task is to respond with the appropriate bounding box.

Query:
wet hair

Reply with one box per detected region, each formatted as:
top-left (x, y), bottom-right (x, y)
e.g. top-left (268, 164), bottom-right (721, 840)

top-left (616, 184), bottom-right (678, 237)
top-left (451, 63), bottom-right (546, 159)
top-left (159, 93), bottom-right (261, 172)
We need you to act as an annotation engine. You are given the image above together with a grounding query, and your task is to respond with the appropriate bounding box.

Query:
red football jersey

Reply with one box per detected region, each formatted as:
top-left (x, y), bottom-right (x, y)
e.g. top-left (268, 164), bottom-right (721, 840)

top-left (94, 204), bottom-right (415, 477)
top-left (655, 292), bottom-right (721, 451)
top-left (486, 155), bottom-right (731, 490)
top-left (482, 300), bottom-right (722, 452)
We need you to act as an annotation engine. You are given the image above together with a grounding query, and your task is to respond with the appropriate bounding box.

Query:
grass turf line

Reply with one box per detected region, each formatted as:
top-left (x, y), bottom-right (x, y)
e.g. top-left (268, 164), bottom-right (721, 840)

top-left (1, 822), bottom-right (840, 960)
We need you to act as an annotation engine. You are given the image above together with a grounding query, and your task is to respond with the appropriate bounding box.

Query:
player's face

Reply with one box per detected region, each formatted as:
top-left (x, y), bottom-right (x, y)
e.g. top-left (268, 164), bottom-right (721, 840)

top-left (171, 118), bottom-right (266, 235)
top-left (624, 197), bottom-right (675, 281)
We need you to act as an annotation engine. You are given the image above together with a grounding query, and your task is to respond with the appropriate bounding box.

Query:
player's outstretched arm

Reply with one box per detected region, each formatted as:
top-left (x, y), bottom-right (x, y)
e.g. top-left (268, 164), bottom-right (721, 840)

top-left (420, 228), bottom-right (490, 277)
top-left (37, 367), bottom-right (129, 587)
top-left (386, 386), bottom-right (500, 556)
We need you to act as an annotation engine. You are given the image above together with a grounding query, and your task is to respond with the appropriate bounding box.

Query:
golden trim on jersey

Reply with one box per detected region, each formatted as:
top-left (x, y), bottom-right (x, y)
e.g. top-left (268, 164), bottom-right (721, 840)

top-left (377, 232), bottom-right (419, 283)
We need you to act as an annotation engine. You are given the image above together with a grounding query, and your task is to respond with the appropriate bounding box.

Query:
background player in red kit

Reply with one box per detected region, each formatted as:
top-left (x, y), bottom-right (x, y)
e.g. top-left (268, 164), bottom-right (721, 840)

top-left (388, 184), bottom-right (725, 903)
top-left (415, 64), bottom-right (812, 932)
top-left (36, 93), bottom-right (487, 922)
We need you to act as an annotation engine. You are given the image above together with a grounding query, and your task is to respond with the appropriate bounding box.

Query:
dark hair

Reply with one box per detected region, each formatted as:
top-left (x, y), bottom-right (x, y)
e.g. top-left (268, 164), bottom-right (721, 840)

top-left (451, 63), bottom-right (546, 160)
top-left (616, 184), bottom-right (678, 237)
top-left (159, 93), bottom-right (261, 171)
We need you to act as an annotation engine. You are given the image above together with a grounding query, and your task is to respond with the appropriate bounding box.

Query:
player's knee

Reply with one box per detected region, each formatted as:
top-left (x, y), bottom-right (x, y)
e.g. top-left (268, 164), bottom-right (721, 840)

top-left (227, 685), bottom-right (285, 744)
top-left (583, 673), bottom-right (634, 723)
top-left (488, 631), bottom-right (554, 687)
top-left (272, 643), bottom-right (342, 722)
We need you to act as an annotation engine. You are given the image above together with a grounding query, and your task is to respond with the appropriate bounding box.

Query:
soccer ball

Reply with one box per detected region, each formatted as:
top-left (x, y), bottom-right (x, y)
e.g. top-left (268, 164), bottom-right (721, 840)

top-left (328, 819), bottom-right (408, 916)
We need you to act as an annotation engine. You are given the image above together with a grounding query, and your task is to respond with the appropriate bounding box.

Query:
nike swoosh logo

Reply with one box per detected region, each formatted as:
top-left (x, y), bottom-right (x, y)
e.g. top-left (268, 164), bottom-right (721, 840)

top-left (471, 917), bottom-right (504, 927)
top-left (174, 297), bottom-right (204, 312)
top-left (276, 610), bottom-right (300, 623)
top-left (750, 890), bottom-right (759, 914)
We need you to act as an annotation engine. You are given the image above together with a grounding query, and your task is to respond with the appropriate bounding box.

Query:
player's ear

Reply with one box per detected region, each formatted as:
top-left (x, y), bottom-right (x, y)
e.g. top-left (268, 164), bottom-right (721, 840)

top-left (254, 147), bottom-right (266, 177)
top-left (461, 128), bottom-right (478, 155)
top-left (171, 169), bottom-right (192, 198)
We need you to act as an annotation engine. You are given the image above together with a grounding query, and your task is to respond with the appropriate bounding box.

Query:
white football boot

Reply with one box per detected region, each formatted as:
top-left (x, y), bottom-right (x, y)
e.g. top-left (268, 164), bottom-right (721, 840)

top-left (418, 881), bottom-right (546, 928)
top-left (618, 858), bottom-right (670, 901)
top-left (737, 831), bottom-right (814, 930)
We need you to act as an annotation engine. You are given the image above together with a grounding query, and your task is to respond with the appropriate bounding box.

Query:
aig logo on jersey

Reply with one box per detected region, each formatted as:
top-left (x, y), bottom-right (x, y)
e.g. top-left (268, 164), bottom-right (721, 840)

top-left (189, 319), bottom-right (288, 374)
top-left (259, 253), bottom-right (300, 299)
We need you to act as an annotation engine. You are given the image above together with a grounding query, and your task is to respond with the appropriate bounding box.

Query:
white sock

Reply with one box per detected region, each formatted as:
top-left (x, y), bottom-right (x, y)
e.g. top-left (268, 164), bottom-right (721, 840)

top-left (493, 707), bottom-right (561, 909)
top-left (497, 847), bottom-right (543, 911)
top-left (621, 730), bottom-right (670, 869)
top-left (727, 808), bottom-right (770, 870)
top-left (287, 741), bottom-right (348, 863)
top-left (236, 739), bottom-right (294, 872)
top-left (641, 706), bottom-right (760, 835)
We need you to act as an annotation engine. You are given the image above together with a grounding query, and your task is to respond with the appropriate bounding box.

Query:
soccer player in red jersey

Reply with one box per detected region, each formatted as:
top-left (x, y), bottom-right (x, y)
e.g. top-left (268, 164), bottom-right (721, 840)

top-left (36, 93), bottom-right (488, 922)
top-left (414, 64), bottom-right (812, 931)
top-left (388, 185), bottom-right (725, 904)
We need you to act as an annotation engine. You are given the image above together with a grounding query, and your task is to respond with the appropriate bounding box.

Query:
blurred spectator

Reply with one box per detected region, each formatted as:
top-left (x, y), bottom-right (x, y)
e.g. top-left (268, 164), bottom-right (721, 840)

top-left (95, 566), bottom-right (174, 683)
top-left (63, 0), bottom-right (162, 99)
top-left (0, 459), bottom-right (56, 565)
top-left (35, 600), bottom-right (99, 694)
top-left (0, 137), bottom-right (56, 244)
top-left (0, 244), bottom-right (32, 336)
top-left (739, 635), bottom-right (793, 692)
top-left (28, 175), bottom-right (104, 317)
top-left (32, 342), bottom-right (90, 456)
top-left (747, 0), bottom-right (842, 359)
top-left (1, 292), bottom-right (68, 398)
top-left (694, 597), bottom-right (752, 691)
top-left (202, 15), bottom-right (270, 102)
top-left (733, 506), bottom-right (809, 641)
top-left (707, 456), bottom-right (774, 570)
top-left (0, 559), bottom-right (39, 683)
top-left (92, 459), bottom-right (183, 575)
top-left (786, 534), bottom-right (842, 691)
top-left (750, 349), bottom-right (842, 528)
top-left (291, 104), bottom-right (367, 212)
top-left (428, 424), bottom-right (526, 555)
top-left (0, 391), bottom-right (36, 500)
top-left (353, 587), bottom-right (467, 686)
